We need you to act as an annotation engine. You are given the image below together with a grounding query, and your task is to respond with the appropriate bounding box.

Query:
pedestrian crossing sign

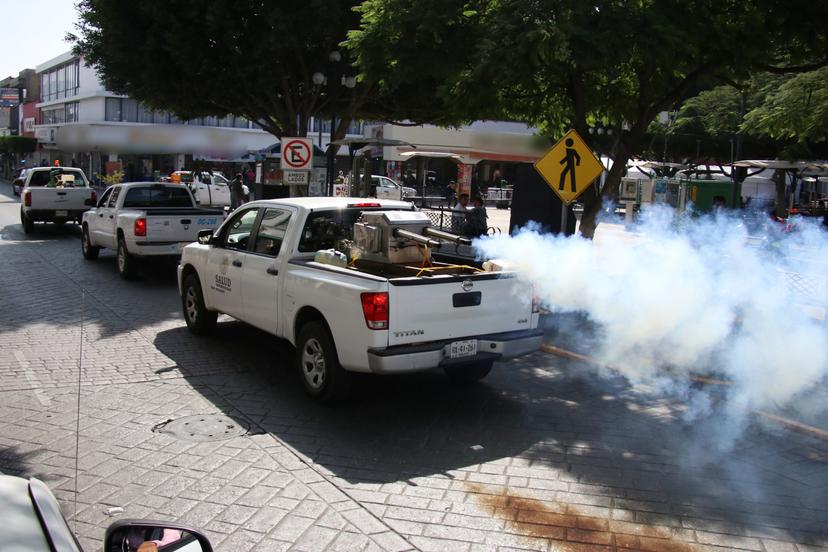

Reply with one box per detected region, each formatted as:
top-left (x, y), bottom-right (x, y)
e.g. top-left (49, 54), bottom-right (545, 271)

top-left (534, 129), bottom-right (603, 205)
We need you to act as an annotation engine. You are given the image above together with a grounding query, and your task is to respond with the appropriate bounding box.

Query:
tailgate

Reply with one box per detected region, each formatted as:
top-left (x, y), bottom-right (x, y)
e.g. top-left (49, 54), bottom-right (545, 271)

top-left (29, 188), bottom-right (91, 210)
top-left (386, 272), bottom-right (533, 346)
top-left (146, 213), bottom-right (222, 242)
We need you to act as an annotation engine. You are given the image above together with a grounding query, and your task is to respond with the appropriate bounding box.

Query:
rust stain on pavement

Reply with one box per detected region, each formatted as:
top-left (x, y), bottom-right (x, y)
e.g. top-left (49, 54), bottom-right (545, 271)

top-left (466, 482), bottom-right (695, 552)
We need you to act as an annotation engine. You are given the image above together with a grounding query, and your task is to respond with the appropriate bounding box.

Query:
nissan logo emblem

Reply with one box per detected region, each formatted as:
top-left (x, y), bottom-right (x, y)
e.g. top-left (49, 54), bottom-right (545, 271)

top-left (462, 279), bottom-right (473, 292)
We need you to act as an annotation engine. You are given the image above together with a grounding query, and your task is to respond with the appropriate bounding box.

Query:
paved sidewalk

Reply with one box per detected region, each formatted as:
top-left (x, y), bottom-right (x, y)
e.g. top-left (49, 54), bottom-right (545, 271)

top-left (1, 179), bottom-right (827, 552)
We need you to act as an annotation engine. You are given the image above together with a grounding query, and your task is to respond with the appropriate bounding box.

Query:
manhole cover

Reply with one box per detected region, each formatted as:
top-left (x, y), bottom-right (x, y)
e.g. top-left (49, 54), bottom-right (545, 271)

top-left (152, 415), bottom-right (249, 442)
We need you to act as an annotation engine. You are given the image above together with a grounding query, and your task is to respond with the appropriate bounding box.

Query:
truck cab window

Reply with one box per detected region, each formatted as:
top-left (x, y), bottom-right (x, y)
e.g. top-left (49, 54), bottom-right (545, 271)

top-left (253, 208), bottom-right (292, 257)
top-left (222, 208), bottom-right (259, 251)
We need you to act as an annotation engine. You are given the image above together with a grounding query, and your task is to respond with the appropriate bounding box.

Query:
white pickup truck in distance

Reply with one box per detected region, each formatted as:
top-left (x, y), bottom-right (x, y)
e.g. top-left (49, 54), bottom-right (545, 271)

top-left (178, 197), bottom-right (542, 402)
top-left (81, 182), bottom-right (225, 279)
top-left (19, 167), bottom-right (96, 233)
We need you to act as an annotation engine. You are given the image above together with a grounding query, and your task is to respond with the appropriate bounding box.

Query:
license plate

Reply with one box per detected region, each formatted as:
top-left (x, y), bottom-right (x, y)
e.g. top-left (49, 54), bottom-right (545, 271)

top-left (55, 210), bottom-right (68, 217)
top-left (449, 339), bottom-right (477, 359)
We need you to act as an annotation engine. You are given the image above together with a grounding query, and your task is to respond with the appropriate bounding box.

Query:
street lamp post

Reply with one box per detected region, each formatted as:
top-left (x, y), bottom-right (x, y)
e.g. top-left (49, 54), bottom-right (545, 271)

top-left (312, 51), bottom-right (356, 196)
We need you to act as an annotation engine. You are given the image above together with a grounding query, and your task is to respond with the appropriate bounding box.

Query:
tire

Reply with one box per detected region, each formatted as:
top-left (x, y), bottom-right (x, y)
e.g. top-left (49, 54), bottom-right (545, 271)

top-left (444, 360), bottom-right (494, 384)
top-left (181, 273), bottom-right (217, 335)
top-left (116, 236), bottom-right (137, 279)
top-left (296, 321), bottom-right (352, 403)
top-left (81, 225), bottom-right (100, 260)
top-left (20, 208), bottom-right (33, 234)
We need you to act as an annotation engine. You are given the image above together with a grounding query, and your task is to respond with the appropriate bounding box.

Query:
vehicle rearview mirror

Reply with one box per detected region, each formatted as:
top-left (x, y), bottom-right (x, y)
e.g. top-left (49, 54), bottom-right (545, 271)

top-left (197, 229), bottom-right (214, 245)
top-left (105, 520), bottom-right (213, 552)
top-left (84, 198), bottom-right (95, 207)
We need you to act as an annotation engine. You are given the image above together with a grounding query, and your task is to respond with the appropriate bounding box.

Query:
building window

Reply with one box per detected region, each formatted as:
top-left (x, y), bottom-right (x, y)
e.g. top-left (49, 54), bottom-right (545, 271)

top-left (39, 59), bottom-right (81, 102)
top-left (105, 98), bottom-right (122, 121)
top-left (41, 107), bottom-right (65, 125)
top-left (64, 102), bottom-right (78, 123)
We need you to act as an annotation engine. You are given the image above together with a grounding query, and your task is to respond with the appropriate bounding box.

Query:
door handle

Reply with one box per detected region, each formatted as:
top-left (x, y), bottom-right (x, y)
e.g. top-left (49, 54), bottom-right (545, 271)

top-left (98, 213), bottom-right (103, 217)
top-left (232, 260), bottom-right (243, 267)
top-left (266, 266), bottom-right (279, 276)
top-left (109, 215), bottom-right (114, 219)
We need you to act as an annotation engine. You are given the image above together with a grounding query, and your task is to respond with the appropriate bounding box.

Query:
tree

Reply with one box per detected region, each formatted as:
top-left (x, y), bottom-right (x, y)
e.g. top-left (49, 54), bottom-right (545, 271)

top-left (742, 67), bottom-right (828, 155)
top-left (350, 0), bottom-right (828, 237)
top-left (73, 0), bottom-right (368, 140)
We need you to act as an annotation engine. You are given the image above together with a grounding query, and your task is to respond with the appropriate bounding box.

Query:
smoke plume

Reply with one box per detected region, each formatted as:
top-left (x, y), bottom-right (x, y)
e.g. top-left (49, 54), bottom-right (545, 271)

top-left (476, 207), bottom-right (828, 437)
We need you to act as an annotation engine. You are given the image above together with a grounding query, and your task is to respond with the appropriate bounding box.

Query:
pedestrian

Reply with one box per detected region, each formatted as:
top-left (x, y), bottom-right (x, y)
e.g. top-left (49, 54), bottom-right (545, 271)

top-left (445, 180), bottom-right (457, 205)
top-left (463, 195), bottom-right (488, 237)
top-left (452, 193), bottom-right (470, 232)
top-left (230, 173), bottom-right (245, 210)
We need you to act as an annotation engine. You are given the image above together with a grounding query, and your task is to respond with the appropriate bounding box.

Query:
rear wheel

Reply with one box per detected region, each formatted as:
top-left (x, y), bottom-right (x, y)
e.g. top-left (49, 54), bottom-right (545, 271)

top-left (117, 236), bottom-right (136, 279)
top-left (182, 274), bottom-right (217, 335)
top-left (296, 321), bottom-right (352, 403)
top-left (444, 360), bottom-right (494, 383)
top-left (20, 209), bottom-right (33, 234)
top-left (81, 225), bottom-right (99, 260)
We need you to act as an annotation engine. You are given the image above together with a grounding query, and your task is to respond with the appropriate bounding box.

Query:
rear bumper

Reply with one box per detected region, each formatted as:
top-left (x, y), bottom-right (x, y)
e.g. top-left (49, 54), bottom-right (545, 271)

top-left (129, 241), bottom-right (187, 257)
top-left (25, 209), bottom-right (86, 221)
top-left (366, 328), bottom-right (543, 374)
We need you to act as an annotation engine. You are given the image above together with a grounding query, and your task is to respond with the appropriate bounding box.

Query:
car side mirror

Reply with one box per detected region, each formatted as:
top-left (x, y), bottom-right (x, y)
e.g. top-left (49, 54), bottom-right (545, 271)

top-left (84, 198), bottom-right (95, 207)
top-left (105, 520), bottom-right (213, 552)
top-left (197, 229), bottom-right (214, 245)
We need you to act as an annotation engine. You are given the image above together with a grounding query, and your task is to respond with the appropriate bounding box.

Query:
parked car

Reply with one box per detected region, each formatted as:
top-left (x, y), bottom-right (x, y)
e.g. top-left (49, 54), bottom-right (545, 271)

top-left (372, 175), bottom-right (416, 200)
top-left (19, 167), bottom-right (96, 233)
top-left (12, 167), bottom-right (28, 196)
top-left (81, 182), bottom-right (226, 279)
top-left (178, 197), bottom-right (542, 402)
top-left (167, 171), bottom-right (250, 207)
top-left (0, 473), bottom-right (213, 551)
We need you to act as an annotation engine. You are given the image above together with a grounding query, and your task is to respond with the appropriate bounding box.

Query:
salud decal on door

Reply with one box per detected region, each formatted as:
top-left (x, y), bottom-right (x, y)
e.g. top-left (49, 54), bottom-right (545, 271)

top-left (214, 275), bottom-right (232, 293)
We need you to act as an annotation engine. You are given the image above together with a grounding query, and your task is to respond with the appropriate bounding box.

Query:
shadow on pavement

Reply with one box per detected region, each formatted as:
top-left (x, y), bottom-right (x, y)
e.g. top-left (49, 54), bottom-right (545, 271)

top-left (154, 320), bottom-right (828, 544)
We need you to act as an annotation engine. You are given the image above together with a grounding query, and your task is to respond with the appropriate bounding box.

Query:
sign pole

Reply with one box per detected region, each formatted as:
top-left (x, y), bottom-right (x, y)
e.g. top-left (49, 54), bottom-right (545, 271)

top-left (560, 201), bottom-right (568, 235)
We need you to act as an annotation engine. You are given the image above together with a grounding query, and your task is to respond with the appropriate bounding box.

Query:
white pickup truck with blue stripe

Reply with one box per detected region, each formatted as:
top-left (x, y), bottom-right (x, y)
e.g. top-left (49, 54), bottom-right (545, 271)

top-left (81, 182), bottom-right (226, 279)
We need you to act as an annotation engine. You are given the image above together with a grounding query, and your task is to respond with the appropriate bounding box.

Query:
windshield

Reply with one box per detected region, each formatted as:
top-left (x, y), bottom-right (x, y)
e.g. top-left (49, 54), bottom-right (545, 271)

top-left (298, 208), bottom-right (412, 252)
top-left (122, 186), bottom-right (193, 207)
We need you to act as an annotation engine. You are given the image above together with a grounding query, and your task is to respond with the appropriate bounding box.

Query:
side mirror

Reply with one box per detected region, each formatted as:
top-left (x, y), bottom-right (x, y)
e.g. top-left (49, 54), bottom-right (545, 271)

top-left (105, 520), bottom-right (213, 552)
top-left (197, 229), bottom-right (214, 245)
top-left (84, 198), bottom-right (95, 207)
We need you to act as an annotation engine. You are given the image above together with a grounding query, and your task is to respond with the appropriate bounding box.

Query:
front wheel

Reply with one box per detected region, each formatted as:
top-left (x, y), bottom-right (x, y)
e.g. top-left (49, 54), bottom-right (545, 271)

top-left (182, 274), bottom-right (217, 335)
top-left (444, 360), bottom-right (494, 384)
top-left (81, 225), bottom-right (100, 260)
top-left (117, 236), bottom-right (136, 279)
top-left (296, 321), bottom-right (352, 403)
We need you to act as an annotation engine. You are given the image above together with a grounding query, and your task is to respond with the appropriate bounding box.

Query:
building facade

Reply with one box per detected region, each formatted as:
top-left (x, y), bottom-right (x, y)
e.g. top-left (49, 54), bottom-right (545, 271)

top-left (30, 51), bottom-right (364, 184)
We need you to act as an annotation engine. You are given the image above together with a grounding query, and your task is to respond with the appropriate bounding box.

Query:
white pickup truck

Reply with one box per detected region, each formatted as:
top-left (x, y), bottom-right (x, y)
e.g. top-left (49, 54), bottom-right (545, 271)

top-left (178, 197), bottom-right (542, 402)
top-left (81, 182), bottom-right (225, 279)
top-left (19, 167), bottom-right (96, 233)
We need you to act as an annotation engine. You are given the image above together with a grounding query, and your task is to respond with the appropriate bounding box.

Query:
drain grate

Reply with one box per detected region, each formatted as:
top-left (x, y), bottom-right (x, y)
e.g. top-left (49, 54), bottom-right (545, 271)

top-left (152, 414), bottom-right (249, 442)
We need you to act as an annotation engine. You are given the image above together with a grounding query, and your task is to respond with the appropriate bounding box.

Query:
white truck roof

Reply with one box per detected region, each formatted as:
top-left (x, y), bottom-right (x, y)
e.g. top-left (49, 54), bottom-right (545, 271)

top-left (249, 197), bottom-right (413, 212)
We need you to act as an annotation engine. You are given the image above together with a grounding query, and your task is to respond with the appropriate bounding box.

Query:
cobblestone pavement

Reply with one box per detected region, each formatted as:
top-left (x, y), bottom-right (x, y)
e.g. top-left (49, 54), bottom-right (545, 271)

top-left (1, 181), bottom-right (827, 552)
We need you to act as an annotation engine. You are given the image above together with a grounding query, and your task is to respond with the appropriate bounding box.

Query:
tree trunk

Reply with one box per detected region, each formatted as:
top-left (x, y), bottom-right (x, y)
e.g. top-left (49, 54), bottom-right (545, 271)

top-left (578, 152), bottom-right (630, 238)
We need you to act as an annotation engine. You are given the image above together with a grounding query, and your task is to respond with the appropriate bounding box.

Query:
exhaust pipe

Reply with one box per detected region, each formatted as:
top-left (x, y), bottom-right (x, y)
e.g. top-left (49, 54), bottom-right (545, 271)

top-left (423, 227), bottom-right (473, 246)
top-left (392, 227), bottom-right (442, 248)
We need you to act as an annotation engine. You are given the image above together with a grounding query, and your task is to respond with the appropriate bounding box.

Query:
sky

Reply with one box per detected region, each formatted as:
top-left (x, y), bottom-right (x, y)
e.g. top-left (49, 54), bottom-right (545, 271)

top-left (0, 0), bottom-right (81, 79)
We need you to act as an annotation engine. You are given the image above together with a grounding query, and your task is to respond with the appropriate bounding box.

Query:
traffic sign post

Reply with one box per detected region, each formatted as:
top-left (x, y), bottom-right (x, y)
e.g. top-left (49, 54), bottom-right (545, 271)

top-left (533, 129), bottom-right (604, 233)
top-left (280, 138), bottom-right (313, 171)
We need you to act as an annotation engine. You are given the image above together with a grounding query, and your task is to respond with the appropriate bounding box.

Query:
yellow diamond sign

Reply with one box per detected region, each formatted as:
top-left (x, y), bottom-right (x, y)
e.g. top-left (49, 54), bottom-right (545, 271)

top-left (534, 129), bottom-right (603, 205)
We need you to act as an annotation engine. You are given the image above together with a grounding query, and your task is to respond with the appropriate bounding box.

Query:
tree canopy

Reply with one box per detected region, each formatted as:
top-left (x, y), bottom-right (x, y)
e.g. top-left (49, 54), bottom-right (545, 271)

top-left (349, 0), bottom-right (828, 236)
top-left (742, 67), bottom-right (828, 154)
top-left (73, 0), bottom-right (367, 138)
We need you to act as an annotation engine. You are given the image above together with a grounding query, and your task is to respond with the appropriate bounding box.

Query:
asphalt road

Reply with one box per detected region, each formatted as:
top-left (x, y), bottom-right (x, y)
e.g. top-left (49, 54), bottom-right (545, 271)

top-left (1, 180), bottom-right (827, 552)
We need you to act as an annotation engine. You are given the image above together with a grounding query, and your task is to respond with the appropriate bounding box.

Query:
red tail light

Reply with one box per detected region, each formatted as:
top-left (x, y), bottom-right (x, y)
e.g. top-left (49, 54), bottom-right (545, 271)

top-left (531, 284), bottom-right (541, 314)
top-left (360, 292), bottom-right (389, 330)
top-left (90, 190), bottom-right (97, 204)
top-left (134, 217), bottom-right (147, 237)
top-left (349, 202), bottom-right (381, 208)
top-left (24, 191), bottom-right (31, 207)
